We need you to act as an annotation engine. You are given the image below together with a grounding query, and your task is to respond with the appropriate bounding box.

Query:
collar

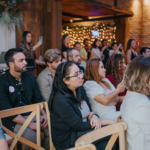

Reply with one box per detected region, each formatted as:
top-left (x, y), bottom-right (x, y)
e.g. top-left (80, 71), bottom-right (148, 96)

top-left (7, 70), bottom-right (23, 82)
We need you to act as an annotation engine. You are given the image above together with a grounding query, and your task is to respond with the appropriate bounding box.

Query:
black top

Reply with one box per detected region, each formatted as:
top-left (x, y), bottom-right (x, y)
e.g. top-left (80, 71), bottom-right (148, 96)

top-left (0, 70), bottom-right (44, 131)
top-left (61, 45), bottom-right (69, 58)
top-left (131, 51), bottom-right (137, 60)
top-left (50, 86), bottom-right (92, 150)
top-left (78, 65), bottom-right (85, 73)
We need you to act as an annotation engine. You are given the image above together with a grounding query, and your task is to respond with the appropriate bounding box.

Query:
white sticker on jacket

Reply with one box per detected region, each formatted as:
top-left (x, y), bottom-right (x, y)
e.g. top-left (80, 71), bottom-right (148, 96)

top-left (9, 86), bottom-right (15, 93)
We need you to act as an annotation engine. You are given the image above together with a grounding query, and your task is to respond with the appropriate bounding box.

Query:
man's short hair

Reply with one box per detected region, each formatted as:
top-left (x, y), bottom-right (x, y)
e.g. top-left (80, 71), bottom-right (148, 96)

top-left (67, 48), bottom-right (74, 61)
top-left (83, 39), bottom-right (88, 44)
top-left (140, 47), bottom-right (150, 55)
top-left (44, 49), bottom-right (61, 64)
top-left (111, 42), bottom-right (118, 47)
top-left (74, 42), bottom-right (80, 47)
top-left (4, 48), bottom-right (23, 67)
top-left (101, 39), bottom-right (107, 44)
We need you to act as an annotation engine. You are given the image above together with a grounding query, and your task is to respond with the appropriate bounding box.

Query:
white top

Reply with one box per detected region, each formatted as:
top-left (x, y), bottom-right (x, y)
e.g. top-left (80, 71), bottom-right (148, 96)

top-left (83, 78), bottom-right (120, 121)
top-left (121, 91), bottom-right (150, 150)
top-left (109, 50), bottom-right (121, 57)
top-left (91, 48), bottom-right (101, 59)
top-left (79, 101), bottom-right (90, 122)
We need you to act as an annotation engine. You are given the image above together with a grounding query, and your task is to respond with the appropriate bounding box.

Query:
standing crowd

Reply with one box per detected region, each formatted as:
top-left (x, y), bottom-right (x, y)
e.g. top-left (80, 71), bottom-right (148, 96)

top-left (0, 31), bottom-right (150, 150)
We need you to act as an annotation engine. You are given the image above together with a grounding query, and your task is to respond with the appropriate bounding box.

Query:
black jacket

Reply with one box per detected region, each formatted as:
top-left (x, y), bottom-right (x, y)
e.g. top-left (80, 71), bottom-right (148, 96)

top-left (50, 86), bottom-right (92, 150)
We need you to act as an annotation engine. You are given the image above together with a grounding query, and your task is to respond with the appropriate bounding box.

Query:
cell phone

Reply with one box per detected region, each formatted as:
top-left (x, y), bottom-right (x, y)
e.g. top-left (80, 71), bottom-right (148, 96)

top-left (39, 36), bottom-right (43, 42)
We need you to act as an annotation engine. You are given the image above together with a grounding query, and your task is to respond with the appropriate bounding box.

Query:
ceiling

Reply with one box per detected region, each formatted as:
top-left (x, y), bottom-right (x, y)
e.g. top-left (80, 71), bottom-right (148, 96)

top-left (62, 0), bottom-right (133, 23)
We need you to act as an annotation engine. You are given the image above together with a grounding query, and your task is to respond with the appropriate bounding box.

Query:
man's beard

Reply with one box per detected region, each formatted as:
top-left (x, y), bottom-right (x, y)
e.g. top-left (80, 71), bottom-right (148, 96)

top-left (14, 64), bottom-right (27, 73)
top-left (51, 65), bottom-right (57, 71)
top-left (76, 60), bottom-right (81, 66)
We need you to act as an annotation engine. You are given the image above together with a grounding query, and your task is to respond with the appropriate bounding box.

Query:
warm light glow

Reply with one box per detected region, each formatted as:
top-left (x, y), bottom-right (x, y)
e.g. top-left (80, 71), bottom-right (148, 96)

top-left (145, 0), bottom-right (149, 3)
top-left (134, 0), bottom-right (138, 5)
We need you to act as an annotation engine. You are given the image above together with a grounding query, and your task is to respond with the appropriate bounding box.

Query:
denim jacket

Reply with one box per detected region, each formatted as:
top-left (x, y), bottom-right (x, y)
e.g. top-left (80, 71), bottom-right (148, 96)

top-left (0, 125), bottom-right (6, 139)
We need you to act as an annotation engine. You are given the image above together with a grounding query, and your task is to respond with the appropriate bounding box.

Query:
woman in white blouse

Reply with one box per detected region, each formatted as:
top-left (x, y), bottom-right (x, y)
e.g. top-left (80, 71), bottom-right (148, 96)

top-left (83, 58), bottom-right (125, 121)
top-left (91, 39), bottom-right (104, 59)
top-left (121, 55), bottom-right (150, 150)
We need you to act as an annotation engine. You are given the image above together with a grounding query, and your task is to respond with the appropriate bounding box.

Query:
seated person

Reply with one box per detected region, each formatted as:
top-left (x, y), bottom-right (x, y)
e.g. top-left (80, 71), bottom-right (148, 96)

top-left (67, 48), bottom-right (85, 72)
top-left (106, 54), bottom-right (127, 111)
top-left (0, 48), bottom-right (49, 150)
top-left (121, 56), bottom-right (150, 150)
top-left (109, 42), bottom-right (124, 57)
top-left (83, 58), bottom-right (125, 121)
top-left (0, 125), bottom-right (9, 150)
top-left (37, 49), bottom-right (61, 101)
top-left (140, 47), bottom-right (150, 58)
top-left (49, 61), bottom-right (118, 150)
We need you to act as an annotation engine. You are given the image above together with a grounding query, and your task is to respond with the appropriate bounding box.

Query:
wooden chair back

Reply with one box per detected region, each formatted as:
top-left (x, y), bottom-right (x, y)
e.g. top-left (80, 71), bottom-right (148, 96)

top-left (0, 103), bottom-right (44, 150)
top-left (75, 122), bottom-right (127, 150)
top-left (67, 144), bottom-right (96, 150)
top-left (43, 101), bottom-right (55, 150)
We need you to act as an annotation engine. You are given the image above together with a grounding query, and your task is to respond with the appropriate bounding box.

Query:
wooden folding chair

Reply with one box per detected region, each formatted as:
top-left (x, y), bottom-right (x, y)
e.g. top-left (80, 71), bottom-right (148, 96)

top-left (75, 122), bottom-right (127, 150)
top-left (67, 144), bottom-right (96, 150)
top-left (43, 101), bottom-right (55, 150)
top-left (0, 103), bottom-right (45, 150)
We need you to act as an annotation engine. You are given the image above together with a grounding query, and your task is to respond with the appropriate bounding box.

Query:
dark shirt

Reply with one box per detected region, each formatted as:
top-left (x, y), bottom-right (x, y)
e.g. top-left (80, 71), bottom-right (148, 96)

top-left (78, 65), bottom-right (85, 73)
top-left (50, 86), bottom-right (92, 150)
top-left (131, 51), bottom-right (137, 60)
top-left (0, 70), bottom-right (44, 131)
top-left (61, 45), bottom-right (69, 59)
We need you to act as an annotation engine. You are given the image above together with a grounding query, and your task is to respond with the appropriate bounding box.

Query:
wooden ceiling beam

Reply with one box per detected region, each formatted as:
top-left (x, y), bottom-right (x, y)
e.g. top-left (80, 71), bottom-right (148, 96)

top-left (62, 14), bottom-right (132, 24)
top-left (81, 0), bottom-right (133, 16)
top-left (62, 12), bottom-right (88, 19)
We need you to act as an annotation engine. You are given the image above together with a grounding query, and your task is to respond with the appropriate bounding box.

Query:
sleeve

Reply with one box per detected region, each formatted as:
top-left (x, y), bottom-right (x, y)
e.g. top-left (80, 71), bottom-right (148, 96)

top-left (132, 101), bottom-right (150, 141)
top-left (0, 126), bottom-right (6, 140)
top-left (0, 79), bottom-right (17, 120)
top-left (37, 74), bottom-right (51, 101)
top-left (109, 50), bottom-right (113, 57)
top-left (83, 81), bottom-right (105, 100)
top-left (54, 97), bottom-right (91, 132)
top-left (62, 45), bottom-right (67, 53)
top-left (32, 75), bottom-right (44, 103)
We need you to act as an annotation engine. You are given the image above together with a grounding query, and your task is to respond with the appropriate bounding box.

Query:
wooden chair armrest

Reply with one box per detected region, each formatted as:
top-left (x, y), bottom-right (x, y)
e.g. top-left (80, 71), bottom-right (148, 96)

top-left (75, 122), bottom-right (127, 147)
top-left (0, 103), bottom-right (43, 119)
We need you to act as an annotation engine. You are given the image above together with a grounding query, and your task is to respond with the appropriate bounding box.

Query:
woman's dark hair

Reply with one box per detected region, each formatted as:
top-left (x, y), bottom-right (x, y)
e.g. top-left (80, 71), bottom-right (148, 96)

top-left (74, 41), bottom-right (80, 47)
top-left (126, 39), bottom-right (135, 51)
top-left (49, 61), bottom-right (83, 110)
top-left (111, 42), bottom-right (118, 47)
top-left (62, 34), bottom-right (69, 45)
top-left (22, 31), bottom-right (32, 49)
top-left (106, 54), bottom-right (124, 86)
top-left (93, 39), bottom-right (100, 48)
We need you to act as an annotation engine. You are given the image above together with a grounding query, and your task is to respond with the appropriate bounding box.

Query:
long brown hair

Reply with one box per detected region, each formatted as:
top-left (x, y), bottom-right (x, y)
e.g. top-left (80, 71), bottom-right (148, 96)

top-left (84, 58), bottom-right (111, 89)
top-left (126, 39), bottom-right (135, 52)
top-left (106, 54), bottom-right (124, 86)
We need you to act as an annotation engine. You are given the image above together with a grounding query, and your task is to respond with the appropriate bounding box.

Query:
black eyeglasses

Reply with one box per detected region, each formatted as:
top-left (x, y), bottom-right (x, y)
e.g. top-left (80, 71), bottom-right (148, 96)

top-left (66, 70), bottom-right (83, 79)
top-left (18, 82), bottom-right (24, 95)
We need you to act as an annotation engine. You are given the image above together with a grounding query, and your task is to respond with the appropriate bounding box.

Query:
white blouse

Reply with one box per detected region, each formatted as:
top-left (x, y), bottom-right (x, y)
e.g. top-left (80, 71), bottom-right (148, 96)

top-left (91, 48), bottom-right (101, 59)
top-left (83, 78), bottom-right (120, 121)
top-left (121, 91), bottom-right (150, 150)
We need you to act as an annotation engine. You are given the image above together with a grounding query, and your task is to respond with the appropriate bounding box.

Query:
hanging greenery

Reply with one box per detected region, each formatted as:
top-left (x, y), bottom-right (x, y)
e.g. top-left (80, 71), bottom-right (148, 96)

top-left (0, 0), bottom-right (29, 32)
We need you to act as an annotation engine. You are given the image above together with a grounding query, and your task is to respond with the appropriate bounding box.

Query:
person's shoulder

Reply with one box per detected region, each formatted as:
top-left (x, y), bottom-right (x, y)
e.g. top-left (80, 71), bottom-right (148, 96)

top-left (37, 67), bottom-right (48, 79)
top-left (106, 74), bottom-right (114, 80)
top-left (0, 72), bottom-right (8, 82)
top-left (102, 78), bottom-right (112, 85)
top-left (84, 80), bottom-right (99, 88)
top-left (22, 72), bottom-right (36, 81)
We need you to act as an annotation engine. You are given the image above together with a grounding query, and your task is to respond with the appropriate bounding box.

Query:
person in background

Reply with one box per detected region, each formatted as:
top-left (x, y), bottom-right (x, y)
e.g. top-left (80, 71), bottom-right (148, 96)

top-left (121, 56), bottom-right (150, 150)
top-left (0, 48), bottom-right (49, 150)
top-left (61, 34), bottom-right (70, 62)
top-left (140, 47), bottom-right (150, 58)
top-left (84, 58), bottom-right (125, 121)
top-left (67, 49), bottom-right (85, 72)
top-left (74, 42), bottom-right (87, 68)
top-left (91, 39), bottom-right (103, 59)
top-left (126, 39), bottom-right (137, 64)
top-left (101, 39), bottom-right (110, 67)
top-left (106, 54), bottom-right (127, 111)
top-left (109, 42), bottom-right (124, 57)
top-left (49, 61), bottom-right (118, 150)
top-left (18, 31), bottom-right (45, 67)
top-left (0, 125), bottom-right (9, 150)
top-left (37, 49), bottom-right (61, 101)
top-left (82, 39), bottom-right (91, 60)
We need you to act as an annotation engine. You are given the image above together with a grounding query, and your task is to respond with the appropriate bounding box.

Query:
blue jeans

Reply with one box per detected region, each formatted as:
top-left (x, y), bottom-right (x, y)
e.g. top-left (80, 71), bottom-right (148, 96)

top-left (0, 125), bottom-right (6, 140)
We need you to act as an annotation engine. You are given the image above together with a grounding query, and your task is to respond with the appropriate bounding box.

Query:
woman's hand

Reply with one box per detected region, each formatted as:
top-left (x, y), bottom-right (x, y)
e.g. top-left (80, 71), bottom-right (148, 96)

top-left (90, 115), bottom-right (101, 130)
top-left (117, 81), bottom-right (125, 93)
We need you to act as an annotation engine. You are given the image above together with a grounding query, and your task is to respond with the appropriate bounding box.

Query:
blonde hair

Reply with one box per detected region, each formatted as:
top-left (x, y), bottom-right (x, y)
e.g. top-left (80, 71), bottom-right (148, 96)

top-left (124, 56), bottom-right (150, 95)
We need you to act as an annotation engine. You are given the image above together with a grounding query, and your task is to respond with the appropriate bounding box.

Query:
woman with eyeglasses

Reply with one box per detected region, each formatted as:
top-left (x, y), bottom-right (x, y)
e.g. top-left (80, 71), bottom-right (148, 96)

top-left (49, 61), bottom-right (118, 150)
top-left (83, 58), bottom-right (125, 121)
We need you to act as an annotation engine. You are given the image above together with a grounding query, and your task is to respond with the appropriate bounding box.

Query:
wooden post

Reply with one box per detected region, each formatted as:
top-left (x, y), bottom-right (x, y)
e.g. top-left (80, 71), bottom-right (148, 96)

top-left (43, 0), bottom-right (62, 51)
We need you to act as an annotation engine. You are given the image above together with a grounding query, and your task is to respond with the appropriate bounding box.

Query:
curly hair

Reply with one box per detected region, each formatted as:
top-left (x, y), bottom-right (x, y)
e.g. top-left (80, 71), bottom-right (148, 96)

top-left (106, 54), bottom-right (124, 86)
